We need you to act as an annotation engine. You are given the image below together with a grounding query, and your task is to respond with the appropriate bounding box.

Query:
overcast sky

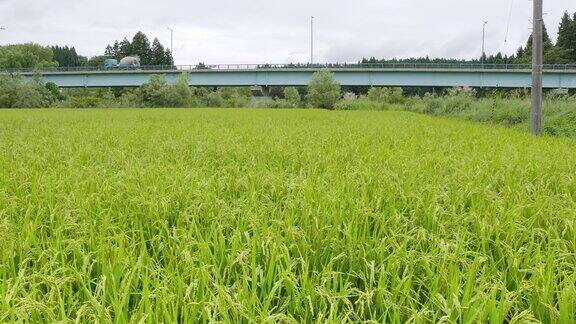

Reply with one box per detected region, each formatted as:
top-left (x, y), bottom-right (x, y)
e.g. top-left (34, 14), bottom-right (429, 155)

top-left (1, 0), bottom-right (575, 65)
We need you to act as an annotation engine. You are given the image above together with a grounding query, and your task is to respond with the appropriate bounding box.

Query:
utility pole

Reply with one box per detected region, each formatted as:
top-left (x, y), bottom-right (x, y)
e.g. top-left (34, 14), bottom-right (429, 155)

top-left (482, 21), bottom-right (488, 66)
top-left (310, 16), bottom-right (314, 65)
top-left (531, 0), bottom-right (543, 135)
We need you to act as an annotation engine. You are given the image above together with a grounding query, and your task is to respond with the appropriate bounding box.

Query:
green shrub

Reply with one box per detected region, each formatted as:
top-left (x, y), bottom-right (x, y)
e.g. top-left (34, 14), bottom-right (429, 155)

top-left (68, 96), bottom-right (102, 108)
top-left (206, 92), bottom-right (225, 107)
top-left (248, 98), bottom-right (274, 108)
top-left (11, 84), bottom-right (46, 108)
top-left (139, 75), bottom-right (171, 107)
top-left (306, 69), bottom-right (341, 109)
top-left (0, 43), bottom-right (58, 69)
top-left (457, 99), bottom-right (496, 123)
top-left (0, 75), bottom-right (57, 108)
top-left (116, 91), bottom-right (142, 108)
top-left (225, 94), bottom-right (250, 108)
top-left (335, 98), bottom-right (384, 110)
top-left (165, 73), bottom-right (193, 107)
top-left (136, 74), bottom-right (195, 107)
top-left (190, 87), bottom-right (212, 107)
top-left (492, 100), bottom-right (529, 125)
top-left (268, 99), bottom-right (293, 108)
top-left (249, 98), bottom-right (299, 109)
top-left (45, 82), bottom-right (63, 101)
top-left (506, 88), bottom-right (530, 99)
top-left (368, 87), bottom-right (405, 104)
top-left (213, 87), bottom-right (251, 108)
top-left (0, 75), bottom-right (19, 107)
top-left (439, 88), bottom-right (476, 115)
top-left (422, 93), bottom-right (442, 114)
top-left (440, 95), bottom-right (474, 115)
top-left (544, 109), bottom-right (576, 137)
top-left (284, 87), bottom-right (301, 107)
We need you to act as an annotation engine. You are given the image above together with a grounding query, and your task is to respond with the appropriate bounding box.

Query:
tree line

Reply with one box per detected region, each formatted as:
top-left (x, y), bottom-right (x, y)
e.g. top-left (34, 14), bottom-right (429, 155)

top-left (0, 31), bottom-right (173, 69)
top-left (102, 32), bottom-right (174, 66)
top-left (0, 44), bottom-right (59, 69)
top-left (51, 46), bottom-right (88, 67)
top-left (363, 10), bottom-right (576, 65)
top-left (59, 31), bottom-right (174, 67)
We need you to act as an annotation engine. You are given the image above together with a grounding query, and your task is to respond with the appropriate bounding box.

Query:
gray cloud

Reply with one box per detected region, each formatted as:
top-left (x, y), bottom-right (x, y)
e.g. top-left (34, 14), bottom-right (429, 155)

top-left (0, 0), bottom-right (574, 64)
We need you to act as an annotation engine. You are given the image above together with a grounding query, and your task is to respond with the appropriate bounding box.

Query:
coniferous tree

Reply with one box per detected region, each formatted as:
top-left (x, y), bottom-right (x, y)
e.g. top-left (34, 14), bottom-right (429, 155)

top-left (511, 23), bottom-right (557, 64)
top-left (525, 24), bottom-right (553, 51)
top-left (104, 45), bottom-right (114, 57)
top-left (556, 12), bottom-right (576, 62)
top-left (131, 32), bottom-right (152, 65)
top-left (51, 46), bottom-right (86, 67)
top-left (51, 45), bottom-right (62, 65)
top-left (557, 12), bottom-right (572, 49)
top-left (486, 52), bottom-right (504, 64)
top-left (165, 49), bottom-right (174, 66)
top-left (572, 13), bottom-right (576, 61)
top-left (150, 38), bottom-right (167, 65)
top-left (112, 41), bottom-right (120, 59)
top-left (118, 38), bottom-right (132, 58)
top-left (515, 46), bottom-right (525, 59)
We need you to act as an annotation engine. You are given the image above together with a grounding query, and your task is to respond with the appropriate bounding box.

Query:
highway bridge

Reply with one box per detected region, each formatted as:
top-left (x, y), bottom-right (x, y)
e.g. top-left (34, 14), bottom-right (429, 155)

top-left (3, 63), bottom-right (576, 89)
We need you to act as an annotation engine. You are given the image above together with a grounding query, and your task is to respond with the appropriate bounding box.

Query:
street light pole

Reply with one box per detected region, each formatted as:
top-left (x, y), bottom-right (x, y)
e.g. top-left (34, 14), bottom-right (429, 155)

top-left (166, 27), bottom-right (174, 55)
top-left (531, 0), bottom-right (543, 135)
top-left (310, 16), bottom-right (314, 65)
top-left (482, 21), bottom-right (488, 66)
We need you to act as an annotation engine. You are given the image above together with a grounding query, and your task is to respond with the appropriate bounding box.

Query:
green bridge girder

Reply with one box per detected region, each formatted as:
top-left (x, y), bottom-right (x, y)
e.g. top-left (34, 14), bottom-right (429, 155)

top-left (14, 67), bottom-right (576, 88)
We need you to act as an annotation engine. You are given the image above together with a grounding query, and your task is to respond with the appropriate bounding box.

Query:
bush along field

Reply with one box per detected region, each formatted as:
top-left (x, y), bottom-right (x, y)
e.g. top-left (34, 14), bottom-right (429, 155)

top-left (0, 109), bottom-right (575, 322)
top-left (394, 88), bottom-right (576, 137)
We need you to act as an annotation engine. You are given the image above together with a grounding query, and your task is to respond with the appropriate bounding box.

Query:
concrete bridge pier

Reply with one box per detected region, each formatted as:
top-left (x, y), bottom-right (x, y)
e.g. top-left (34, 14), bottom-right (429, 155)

top-left (250, 85), bottom-right (271, 97)
top-left (261, 86), bottom-right (271, 97)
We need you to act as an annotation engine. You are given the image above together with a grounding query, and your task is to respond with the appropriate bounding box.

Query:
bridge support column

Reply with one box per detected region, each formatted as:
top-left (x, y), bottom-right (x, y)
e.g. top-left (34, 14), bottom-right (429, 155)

top-left (250, 85), bottom-right (271, 97)
top-left (261, 86), bottom-right (271, 97)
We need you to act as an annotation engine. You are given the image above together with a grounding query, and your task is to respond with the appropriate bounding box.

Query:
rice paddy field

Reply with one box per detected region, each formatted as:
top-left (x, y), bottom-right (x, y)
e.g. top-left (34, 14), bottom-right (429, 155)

top-left (0, 108), bottom-right (575, 323)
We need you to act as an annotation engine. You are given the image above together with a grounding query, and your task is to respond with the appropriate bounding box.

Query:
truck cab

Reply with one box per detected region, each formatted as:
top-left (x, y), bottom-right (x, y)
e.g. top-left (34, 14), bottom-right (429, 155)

top-left (103, 59), bottom-right (118, 69)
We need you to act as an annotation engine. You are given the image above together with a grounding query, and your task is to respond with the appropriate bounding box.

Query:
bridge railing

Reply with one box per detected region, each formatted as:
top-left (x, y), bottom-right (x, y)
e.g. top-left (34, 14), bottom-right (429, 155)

top-left (2, 63), bottom-right (576, 73)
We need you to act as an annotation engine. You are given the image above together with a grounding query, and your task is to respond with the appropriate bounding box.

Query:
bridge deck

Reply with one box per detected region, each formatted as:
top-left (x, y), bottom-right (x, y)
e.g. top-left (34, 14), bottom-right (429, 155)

top-left (3, 64), bottom-right (575, 89)
top-left (12, 68), bottom-right (575, 75)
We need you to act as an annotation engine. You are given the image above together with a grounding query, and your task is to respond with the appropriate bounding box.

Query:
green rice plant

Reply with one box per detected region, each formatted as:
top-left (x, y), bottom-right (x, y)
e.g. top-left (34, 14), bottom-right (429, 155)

top-left (0, 108), bottom-right (575, 323)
